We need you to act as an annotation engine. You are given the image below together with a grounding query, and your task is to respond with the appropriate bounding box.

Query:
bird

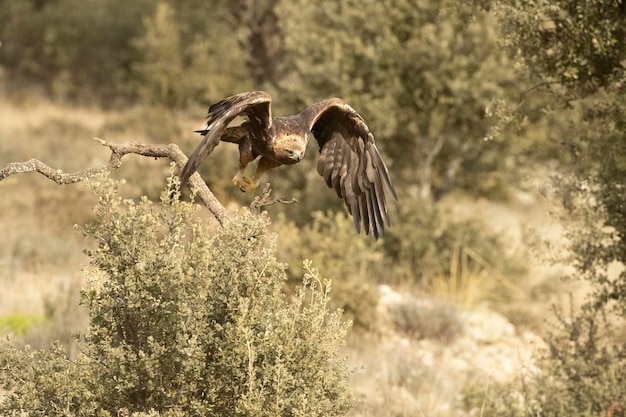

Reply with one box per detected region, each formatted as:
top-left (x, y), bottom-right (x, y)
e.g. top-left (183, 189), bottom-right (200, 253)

top-left (179, 91), bottom-right (398, 239)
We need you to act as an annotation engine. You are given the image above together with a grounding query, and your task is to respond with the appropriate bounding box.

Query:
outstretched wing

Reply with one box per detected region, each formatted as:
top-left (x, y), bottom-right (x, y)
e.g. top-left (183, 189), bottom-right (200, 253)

top-left (179, 91), bottom-right (272, 188)
top-left (303, 99), bottom-right (398, 240)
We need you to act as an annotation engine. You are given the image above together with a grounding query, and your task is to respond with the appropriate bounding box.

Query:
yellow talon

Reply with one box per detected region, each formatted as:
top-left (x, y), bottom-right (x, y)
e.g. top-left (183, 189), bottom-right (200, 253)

top-left (233, 176), bottom-right (258, 192)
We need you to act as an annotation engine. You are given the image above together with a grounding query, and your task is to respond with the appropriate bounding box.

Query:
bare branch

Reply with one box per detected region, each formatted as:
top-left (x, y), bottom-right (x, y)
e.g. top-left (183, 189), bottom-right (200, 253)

top-left (419, 133), bottom-right (446, 199)
top-left (0, 138), bottom-right (229, 226)
top-left (250, 183), bottom-right (298, 214)
top-left (516, 79), bottom-right (564, 109)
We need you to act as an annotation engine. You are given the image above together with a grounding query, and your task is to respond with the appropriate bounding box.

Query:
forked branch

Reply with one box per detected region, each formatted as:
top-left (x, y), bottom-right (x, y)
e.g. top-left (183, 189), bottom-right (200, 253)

top-left (0, 138), bottom-right (229, 225)
top-left (250, 183), bottom-right (298, 214)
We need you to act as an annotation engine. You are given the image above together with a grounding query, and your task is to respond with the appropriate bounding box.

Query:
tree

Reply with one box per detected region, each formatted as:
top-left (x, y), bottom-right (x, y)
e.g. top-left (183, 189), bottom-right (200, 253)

top-left (275, 0), bottom-right (521, 199)
top-left (0, 0), bottom-right (154, 104)
top-left (479, 1), bottom-right (626, 413)
top-left (132, 1), bottom-right (252, 108)
top-left (494, 0), bottom-right (626, 310)
top-left (219, 0), bottom-right (285, 89)
top-left (0, 0), bottom-right (253, 106)
top-left (494, 0), bottom-right (626, 93)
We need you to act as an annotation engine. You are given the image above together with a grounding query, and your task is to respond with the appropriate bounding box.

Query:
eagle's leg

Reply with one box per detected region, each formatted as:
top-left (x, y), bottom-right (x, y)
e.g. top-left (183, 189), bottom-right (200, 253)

top-left (232, 169), bottom-right (253, 191)
top-left (232, 140), bottom-right (257, 191)
top-left (238, 157), bottom-right (281, 192)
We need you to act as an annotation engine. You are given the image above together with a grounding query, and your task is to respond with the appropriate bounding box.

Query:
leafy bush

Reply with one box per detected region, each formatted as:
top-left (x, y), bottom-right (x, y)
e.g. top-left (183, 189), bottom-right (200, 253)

top-left (0, 176), bottom-right (353, 416)
top-left (485, 2), bottom-right (626, 415)
top-left (273, 211), bottom-right (383, 330)
top-left (272, 196), bottom-right (528, 331)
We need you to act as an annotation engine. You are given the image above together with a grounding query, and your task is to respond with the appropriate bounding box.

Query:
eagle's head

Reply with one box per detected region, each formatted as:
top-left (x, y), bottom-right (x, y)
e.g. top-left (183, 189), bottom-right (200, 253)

top-left (277, 132), bottom-right (308, 165)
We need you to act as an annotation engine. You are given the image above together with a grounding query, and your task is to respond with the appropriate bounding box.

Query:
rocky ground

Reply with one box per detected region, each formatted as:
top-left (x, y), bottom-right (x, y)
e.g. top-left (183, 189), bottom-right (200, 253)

top-left (346, 285), bottom-right (545, 416)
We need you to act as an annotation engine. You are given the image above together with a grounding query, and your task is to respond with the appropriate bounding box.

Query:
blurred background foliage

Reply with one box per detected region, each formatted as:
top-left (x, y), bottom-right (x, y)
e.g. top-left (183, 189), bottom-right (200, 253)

top-left (0, 0), bottom-right (542, 200)
top-left (0, 0), bottom-right (549, 277)
top-left (2, 0), bottom-right (626, 414)
top-left (0, 0), bottom-right (610, 344)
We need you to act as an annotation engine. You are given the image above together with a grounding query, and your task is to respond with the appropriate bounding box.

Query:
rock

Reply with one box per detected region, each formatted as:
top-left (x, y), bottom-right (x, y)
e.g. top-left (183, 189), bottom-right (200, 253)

top-left (458, 308), bottom-right (515, 344)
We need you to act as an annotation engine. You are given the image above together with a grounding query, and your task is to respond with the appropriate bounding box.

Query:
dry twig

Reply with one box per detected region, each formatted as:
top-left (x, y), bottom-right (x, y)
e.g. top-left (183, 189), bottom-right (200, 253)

top-left (250, 183), bottom-right (298, 214)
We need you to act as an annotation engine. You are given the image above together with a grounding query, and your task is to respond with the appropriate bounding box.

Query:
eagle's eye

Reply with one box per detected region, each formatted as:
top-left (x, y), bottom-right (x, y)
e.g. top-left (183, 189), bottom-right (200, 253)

top-left (288, 149), bottom-right (304, 161)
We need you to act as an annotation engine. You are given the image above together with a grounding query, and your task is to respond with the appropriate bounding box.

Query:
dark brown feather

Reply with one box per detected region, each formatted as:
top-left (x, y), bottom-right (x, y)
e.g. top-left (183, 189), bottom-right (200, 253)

top-left (303, 98), bottom-right (397, 239)
top-left (179, 91), bottom-right (271, 187)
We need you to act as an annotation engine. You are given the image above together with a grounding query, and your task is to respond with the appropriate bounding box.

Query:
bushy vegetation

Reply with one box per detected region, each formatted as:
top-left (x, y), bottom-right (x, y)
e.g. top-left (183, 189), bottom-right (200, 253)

top-left (0, 177), bottom-right (353, 416)
top-left (272, 198), bottom-right (527, 333)
top-left (0, 0), bottom-right (250, 106)
top-left (466, 0), bottom-right (626, 413)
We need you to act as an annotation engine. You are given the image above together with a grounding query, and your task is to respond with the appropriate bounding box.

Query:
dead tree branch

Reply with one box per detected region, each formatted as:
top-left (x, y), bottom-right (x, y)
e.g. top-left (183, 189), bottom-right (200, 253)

top-left (0, 138), bottom-right (229, 225)
top-left (250, 183), bottom-right (298, 214)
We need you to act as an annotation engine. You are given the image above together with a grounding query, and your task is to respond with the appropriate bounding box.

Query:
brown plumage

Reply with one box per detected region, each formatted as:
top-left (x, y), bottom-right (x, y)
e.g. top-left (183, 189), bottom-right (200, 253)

top-left (179, 91), bottom-right (398, 239)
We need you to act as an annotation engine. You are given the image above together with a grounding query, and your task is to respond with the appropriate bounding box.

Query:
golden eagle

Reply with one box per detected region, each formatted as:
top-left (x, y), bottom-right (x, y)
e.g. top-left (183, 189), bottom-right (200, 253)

top-left (180, 91), bottom-right (397, 239)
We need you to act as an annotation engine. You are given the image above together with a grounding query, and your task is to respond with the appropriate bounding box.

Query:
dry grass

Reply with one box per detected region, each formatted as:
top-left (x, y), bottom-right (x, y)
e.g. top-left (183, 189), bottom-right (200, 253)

top-left (422, 242), bottom-right (510, 308)
top-left (348, 343), bottom-right (470, 417)
top-left (428, 193), bottom-right (582, 334)
top-left (0, 97), bottom-right (183, 348)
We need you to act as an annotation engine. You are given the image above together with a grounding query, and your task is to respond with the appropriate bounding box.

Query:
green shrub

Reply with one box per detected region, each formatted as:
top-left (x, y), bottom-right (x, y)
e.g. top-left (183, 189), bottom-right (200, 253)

top-left (273, 211), bottom-right (383, 330)
top-left (384, 197), bottom-right (524, 287)
top-left (273, 196), bottom-right (528, 331)
top-left (0, 176), bottom-right (353, 416)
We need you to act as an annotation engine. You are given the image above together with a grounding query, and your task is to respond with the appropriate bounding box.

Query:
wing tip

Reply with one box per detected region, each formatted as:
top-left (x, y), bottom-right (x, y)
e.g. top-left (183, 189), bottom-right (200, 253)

top-left (179, 164), bottom-right (193, 189)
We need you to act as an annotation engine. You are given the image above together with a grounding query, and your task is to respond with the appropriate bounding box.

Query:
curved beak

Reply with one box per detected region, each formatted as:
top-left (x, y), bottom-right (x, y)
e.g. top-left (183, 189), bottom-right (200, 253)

top-left (290, 150), bottom-right (304, 162)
